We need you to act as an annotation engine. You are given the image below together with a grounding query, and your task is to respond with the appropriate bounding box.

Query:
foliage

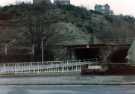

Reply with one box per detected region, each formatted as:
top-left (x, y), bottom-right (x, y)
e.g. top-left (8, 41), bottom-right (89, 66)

top-left (0, 3), bottom-right (135, 60)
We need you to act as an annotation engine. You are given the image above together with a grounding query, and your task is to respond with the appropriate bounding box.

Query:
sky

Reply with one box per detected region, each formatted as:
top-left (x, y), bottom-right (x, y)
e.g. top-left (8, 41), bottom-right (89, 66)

top-left (0, 0), bottom-right (135, 16)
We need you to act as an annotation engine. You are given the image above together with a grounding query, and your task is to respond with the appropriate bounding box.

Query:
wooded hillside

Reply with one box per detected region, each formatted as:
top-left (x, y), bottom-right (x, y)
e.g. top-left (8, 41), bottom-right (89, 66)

top-left (0, 2), bottom-right (135, 61)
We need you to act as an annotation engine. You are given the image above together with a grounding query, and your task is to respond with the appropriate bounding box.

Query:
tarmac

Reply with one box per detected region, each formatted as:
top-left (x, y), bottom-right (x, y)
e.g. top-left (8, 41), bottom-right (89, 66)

top-left (0, 76), bottom-right (135, 85)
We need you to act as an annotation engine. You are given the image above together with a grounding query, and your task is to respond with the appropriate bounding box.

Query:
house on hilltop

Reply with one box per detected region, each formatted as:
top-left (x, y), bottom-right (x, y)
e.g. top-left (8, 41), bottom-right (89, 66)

top-left (33, 0), bottom-right (70, 5)
top-left (54, 0), bottom-right (70, 5)
top-left (95, 4), bottom-right (113, 15)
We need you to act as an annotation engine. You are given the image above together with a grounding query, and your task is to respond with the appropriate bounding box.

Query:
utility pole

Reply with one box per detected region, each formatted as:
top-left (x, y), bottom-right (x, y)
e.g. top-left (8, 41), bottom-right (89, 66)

top-left (4, 44), bottom-right (8, 56)
top-left (41, 39), bottom-right (44, 64)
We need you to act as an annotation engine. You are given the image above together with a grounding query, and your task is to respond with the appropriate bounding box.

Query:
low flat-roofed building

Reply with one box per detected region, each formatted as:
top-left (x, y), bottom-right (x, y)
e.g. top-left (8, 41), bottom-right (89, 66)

top-left (95, 4), bottom-right (113, 15)
top-left (54, 0), bottom-right (70, 5)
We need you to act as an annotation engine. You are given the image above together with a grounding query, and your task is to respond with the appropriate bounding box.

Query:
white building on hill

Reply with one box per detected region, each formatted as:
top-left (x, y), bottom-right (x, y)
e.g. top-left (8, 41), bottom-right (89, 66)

top-left (95, 4), bottom-right (113, 15)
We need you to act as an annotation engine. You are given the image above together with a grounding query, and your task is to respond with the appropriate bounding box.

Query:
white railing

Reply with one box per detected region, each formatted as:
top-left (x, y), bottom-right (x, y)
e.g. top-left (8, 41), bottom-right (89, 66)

top-left (0, 61), bottom-right (94, 74)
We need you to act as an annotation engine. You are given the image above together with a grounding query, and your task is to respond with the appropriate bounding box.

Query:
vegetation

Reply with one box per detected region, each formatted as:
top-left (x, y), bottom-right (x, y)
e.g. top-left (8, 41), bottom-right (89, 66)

top-left (0, 2), bottom-right (135, 61)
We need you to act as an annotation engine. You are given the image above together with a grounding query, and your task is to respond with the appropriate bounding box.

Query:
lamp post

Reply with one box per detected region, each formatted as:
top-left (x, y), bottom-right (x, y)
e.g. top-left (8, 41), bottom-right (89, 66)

top-left (41, 39), bottom-right (44, 64)
top-left (41, 37), bottom-right (47, 64)
top-left (4, 43), bottom-right (8, 56)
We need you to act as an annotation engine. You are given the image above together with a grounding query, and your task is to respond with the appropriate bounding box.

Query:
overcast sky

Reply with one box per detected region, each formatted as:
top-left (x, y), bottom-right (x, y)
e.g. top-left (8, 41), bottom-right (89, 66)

top-left (0, 0), bottom-right (135, 16)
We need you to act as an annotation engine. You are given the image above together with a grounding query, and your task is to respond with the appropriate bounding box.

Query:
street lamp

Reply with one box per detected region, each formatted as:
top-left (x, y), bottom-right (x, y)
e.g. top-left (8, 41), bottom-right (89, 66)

top-left (41, 37), bottom-right (47, 64)
top-left (41, 38), bottom-right (44, 64)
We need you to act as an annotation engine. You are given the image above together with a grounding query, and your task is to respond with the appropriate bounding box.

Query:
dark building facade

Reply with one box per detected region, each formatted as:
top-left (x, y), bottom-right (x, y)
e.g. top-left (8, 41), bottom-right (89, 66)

top-left (65, 44), bottom-right (129, 63)
top-left (33, 0), bottom-right (51, 4)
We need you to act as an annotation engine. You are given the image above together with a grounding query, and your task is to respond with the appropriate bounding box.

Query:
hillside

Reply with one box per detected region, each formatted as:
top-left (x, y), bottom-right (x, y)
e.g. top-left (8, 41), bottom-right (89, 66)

top-left (0, 2), bottom-right (135, 60)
